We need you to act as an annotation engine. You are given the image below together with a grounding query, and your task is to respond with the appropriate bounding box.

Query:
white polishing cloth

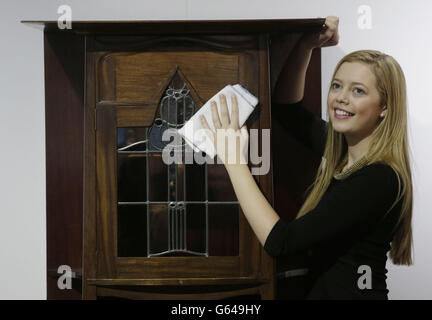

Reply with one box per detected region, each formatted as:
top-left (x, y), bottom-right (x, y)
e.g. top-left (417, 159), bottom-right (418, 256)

top-left (177, 84), bottom-right (259, 158)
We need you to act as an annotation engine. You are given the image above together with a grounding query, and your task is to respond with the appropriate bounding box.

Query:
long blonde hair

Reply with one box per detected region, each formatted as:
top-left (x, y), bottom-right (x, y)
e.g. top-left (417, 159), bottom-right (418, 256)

top-left (296, 50), bottom-right (413, 265)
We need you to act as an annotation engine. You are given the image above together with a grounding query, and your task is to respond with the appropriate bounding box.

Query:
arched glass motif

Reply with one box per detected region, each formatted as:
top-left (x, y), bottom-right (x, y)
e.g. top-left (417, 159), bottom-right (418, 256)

top-left (148, 84), bottom-right (194, 151)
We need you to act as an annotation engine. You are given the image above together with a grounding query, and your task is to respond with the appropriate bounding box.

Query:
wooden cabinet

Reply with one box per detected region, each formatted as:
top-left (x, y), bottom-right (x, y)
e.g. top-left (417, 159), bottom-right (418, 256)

top-left (22, 19), bottom-right (324, 299)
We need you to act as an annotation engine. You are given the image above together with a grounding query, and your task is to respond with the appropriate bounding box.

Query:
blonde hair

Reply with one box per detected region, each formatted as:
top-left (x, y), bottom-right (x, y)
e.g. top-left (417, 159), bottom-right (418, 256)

top-left (296, 50), bottom-right (413, 265)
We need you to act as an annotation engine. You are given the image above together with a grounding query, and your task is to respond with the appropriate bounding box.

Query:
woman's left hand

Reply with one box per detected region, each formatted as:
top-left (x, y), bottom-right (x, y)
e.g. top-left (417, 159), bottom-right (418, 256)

top-left (199, 93), bottom-right (249, 165)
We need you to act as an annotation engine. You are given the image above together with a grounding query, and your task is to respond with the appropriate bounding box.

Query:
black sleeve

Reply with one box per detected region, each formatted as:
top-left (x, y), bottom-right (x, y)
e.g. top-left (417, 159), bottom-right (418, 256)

top-left (272, 98), bottom-right (328, 157)
top-left (264, 163), bottom-right (400, 257)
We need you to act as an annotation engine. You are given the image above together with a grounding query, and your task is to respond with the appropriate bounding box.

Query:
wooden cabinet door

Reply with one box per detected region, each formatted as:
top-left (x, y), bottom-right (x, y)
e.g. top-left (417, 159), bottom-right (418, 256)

top-left (92, 36), bottom-right (272, 284)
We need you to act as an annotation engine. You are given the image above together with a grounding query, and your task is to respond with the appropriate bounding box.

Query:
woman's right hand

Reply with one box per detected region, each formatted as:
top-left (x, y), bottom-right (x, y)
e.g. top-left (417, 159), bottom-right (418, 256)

top-left (300, 16), bottom-right (340, 50)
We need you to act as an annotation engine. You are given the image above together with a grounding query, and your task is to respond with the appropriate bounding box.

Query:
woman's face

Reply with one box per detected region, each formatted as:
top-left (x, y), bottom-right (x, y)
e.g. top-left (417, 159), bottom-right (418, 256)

top-left (327, 62), bottom-right (385, 143)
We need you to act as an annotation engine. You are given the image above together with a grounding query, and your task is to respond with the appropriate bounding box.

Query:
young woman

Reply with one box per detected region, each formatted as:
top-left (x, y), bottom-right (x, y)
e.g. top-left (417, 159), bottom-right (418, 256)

top-left (199, 16), bottom-right (413, 299)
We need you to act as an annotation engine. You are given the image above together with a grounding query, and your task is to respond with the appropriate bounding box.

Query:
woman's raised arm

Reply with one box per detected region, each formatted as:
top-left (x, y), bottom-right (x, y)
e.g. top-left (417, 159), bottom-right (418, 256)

top-left (273, 16), bottom-right (340, 104)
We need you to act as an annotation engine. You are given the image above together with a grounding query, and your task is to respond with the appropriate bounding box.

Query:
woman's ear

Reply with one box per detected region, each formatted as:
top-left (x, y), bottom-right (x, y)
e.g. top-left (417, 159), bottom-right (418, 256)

top-left (380, 106), bottom-right (387, 118)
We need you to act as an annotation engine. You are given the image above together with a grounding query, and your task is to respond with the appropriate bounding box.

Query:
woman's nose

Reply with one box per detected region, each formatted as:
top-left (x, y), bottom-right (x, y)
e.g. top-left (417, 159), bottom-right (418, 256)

top-left (336, 90), bottom-right (349, 104)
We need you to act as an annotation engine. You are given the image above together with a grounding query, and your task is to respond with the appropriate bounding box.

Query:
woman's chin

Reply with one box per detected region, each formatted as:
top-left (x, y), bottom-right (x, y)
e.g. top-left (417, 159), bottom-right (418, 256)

top-left (330, 120), bottom-right (350, 134)
top-left (333, 125), bottom-right (356, 137)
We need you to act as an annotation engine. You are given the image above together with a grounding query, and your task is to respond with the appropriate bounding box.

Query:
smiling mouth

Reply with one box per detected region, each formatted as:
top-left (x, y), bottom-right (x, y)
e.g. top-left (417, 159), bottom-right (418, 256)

top-left (334, 108), bottom-right (355, 118)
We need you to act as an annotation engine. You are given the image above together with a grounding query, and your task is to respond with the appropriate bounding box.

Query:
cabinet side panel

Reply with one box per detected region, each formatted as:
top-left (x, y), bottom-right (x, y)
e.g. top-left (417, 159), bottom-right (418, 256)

top-left (44, 32), bottom-right (84, 299)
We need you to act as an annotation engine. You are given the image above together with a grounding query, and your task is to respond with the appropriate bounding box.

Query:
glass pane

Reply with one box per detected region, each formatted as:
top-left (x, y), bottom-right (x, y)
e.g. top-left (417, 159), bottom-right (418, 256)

top-left (148, 121), bottom-right (170, 151)
top-left (148, 80), bottom-right (195, 152)
top-left (169, 163), bottom-right (185, 202)
top-left (207, 163), bottom-right (237, 201)
top-left (117, 204), bottom-right (147, 257)
top-left (148, 154), bottom-right (168, 201)
top-left (185, 203), bottom-right (206, 254)
top-left (160, 93), bottom-right (179, 126)
top-left (185, 154), bottom-right (206, 202)
top-left (160, 85), bottom-right (195, 127)
top-left (208, 204), bottom-right (239, 256)
top-left (117, 127), bottom-right (147, 151)
top-left (148, 204), bottom-right (169, 255)
top-left (118, 154), bottom-right (146, 202)
top-left (147, 202), bottom-right (207, 257)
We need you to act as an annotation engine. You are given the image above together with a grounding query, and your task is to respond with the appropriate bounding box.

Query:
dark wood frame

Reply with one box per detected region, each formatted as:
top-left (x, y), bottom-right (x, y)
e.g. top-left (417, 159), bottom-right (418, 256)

top-left (22, 19), bottom-right (324, 300)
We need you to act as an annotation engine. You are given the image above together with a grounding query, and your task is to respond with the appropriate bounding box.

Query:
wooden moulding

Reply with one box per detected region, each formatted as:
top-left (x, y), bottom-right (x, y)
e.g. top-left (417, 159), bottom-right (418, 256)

top-left (87, 277), bottom-right (269, 286)
top-left (22, 19), bottom-right (325, 35)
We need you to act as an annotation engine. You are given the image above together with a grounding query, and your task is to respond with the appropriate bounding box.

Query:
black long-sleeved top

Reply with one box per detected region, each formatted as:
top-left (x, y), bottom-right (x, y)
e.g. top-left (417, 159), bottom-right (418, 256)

top-left (265, 99), bottom-right (402, 300)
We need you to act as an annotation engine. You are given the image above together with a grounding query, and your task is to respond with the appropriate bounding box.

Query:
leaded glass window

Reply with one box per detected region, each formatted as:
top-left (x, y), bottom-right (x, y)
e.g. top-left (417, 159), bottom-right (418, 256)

top-left (117, 76), bottom-right (239, 258)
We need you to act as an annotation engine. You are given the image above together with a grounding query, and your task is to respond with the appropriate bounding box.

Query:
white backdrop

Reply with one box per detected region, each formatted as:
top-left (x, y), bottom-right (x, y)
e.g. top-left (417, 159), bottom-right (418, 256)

top-left (0, 0), bottom-right (430, 299)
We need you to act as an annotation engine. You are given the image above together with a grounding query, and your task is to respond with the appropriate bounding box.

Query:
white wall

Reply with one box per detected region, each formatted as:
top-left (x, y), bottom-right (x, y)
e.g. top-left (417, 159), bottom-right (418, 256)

top-left (0, 0), bottom-right (430, 299)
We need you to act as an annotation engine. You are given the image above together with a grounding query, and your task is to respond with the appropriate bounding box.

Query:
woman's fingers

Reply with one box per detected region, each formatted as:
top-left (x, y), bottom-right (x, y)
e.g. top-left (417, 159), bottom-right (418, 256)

top-left (325, 16), bottom-right (339, 30)
top-left (219, 94), bottom-right (230, 127)
top-left (208, 92), bottom-right (240, 130)
top-left (300, 16), bottom-right (339, 50)
top-left (200, 100), bottom-right (246, 164)
top-left (210, 101), bottom-right (222, 129)
top-left (199, 114), bottom-right (215, 144)
top-left (316, 16), bottom-right (339, 47)
top-left (321, 16), bottom-right (339, 46)
top-left (324, 32), bottom-right (339, 46)
top-left (230, 94), bottom-right (239, 130)
top-left (240, 124), bottom-right (248, 137)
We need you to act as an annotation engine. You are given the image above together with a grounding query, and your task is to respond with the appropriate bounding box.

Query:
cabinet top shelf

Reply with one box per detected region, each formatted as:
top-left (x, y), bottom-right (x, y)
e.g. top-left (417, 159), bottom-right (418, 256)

top-left (21, 18), bottom-right (325, 35)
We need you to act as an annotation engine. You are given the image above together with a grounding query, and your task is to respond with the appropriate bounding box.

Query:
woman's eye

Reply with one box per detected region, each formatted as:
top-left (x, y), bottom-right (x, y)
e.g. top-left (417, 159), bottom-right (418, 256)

top-left (332, 83), bottom-right (340, 89)
top-left (354, 88), bottom-right (364, 94)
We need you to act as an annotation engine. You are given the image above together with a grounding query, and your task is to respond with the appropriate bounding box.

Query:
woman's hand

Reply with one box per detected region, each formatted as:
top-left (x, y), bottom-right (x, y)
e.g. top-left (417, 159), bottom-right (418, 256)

top-left (300, 16), bottom-right (340, 50)
top-left (199, 93), bottom-right (249, 166)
